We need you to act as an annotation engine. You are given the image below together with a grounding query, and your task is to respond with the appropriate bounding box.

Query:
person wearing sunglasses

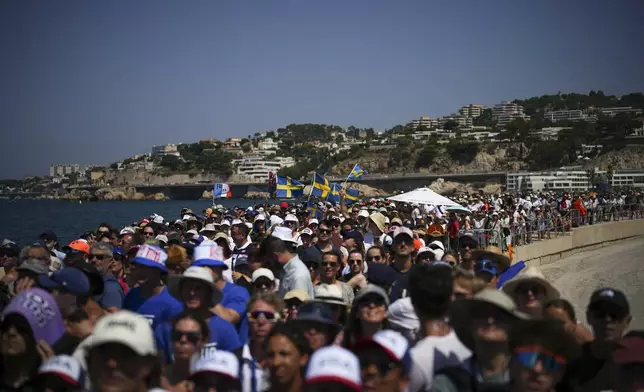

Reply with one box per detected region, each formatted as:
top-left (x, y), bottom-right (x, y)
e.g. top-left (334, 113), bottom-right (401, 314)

top-left (251, 268), bottom-right (276, 294)
top-left (157, 266), bottom-right (241, 365)
top-left (243, 292), bottom-right (284, 392)
top-left (508, 319), bottom-right (579, 392)
top-left (561, 288), bottom-right (633, 392)
top-left (142, 225), bottom-right (156, 241)
top-left (162, 312), bottom-right (209, 388)
top-left (300, 248), bottom-right (321, 287)
top-left (355, 330), bottom-right (410, 392)
top-left (439, 289), bottom-right (528, 391)
top-left (314, 220), bottom-right (336, 254)
top-left (502, 266), bottom-right (560, 319)
top-left (342, 285), bottom-right (390, 349)
top-left (88, 242), bottom-right (124, 313)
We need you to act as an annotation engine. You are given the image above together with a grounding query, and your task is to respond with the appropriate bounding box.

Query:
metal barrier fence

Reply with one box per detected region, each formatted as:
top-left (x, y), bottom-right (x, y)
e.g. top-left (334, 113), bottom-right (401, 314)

top-left (443, 203), bottom-right (644, 253)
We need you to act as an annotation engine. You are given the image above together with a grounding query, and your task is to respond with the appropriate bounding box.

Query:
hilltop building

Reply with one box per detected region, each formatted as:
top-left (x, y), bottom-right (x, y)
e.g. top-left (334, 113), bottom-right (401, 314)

top-left (49, 164), bottom-right (80, 178)
top-left (492, 101), bottom-right (529, 126)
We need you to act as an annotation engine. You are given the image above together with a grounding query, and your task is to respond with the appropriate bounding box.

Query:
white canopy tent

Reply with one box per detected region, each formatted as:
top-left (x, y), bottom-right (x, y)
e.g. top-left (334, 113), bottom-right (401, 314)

top-left (387, 187), bottom-right (461, 207)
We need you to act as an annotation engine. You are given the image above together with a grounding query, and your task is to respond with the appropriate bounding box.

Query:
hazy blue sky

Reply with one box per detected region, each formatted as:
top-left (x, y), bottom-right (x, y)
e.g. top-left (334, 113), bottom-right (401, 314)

top-left (1, 0), bottom-right (643, 178)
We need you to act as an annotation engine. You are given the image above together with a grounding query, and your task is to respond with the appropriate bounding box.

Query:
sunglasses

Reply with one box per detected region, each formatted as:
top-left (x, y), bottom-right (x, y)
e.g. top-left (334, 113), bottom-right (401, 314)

top-left (171, 330), bottom-right (202, 344)
top-left (360, 357), bottom-right (399, 375)
top-left (348, 259), bottom-right (363, 265)
top-left (366, 256), bottom-right (382, 262)
top-left (254, 281), bottom-right (273, 289)
top-left (285, 299), bottom-right (303, 308)
top-left (514, 346), bottom-right (566, 372)
top-left (590, 308), bottom-right (625, 321)
top-left (359, 295), bottom-right (386, 307)
top-left (143, 232), bottom-right (155, 237)
top-left (318, 229), bottom-right (332, 234)
top-left (89, 254), bottom-right (110, 261)
top-left (320, 262), bottom-right (338, 268)
top-left (0, 251), bottom-right (17, 258)
top-left (248, 310), bottom-right (280, 323)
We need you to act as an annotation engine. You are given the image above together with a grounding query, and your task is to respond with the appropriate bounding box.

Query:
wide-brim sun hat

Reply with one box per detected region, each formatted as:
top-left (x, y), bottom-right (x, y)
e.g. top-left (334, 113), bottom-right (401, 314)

top-left (471, 246), bottom-right (512, 272)
top-left (313, 283), bottom-right (347, 307)
top-left (168, 266), bottom-right (222, 306)
top-left (451, 288), bottom-right (528, 321)
top-left (501, 266), bottom-right (560, 302)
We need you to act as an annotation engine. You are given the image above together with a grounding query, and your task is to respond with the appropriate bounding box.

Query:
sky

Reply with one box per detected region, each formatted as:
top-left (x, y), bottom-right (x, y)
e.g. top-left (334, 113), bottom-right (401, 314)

top-left (1, 0), bottom-right (643, 179)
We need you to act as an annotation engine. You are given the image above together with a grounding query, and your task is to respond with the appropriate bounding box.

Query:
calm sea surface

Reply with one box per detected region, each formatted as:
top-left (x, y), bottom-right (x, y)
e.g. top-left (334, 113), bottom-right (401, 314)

top-left (0, 199), bottom-right (268, 247)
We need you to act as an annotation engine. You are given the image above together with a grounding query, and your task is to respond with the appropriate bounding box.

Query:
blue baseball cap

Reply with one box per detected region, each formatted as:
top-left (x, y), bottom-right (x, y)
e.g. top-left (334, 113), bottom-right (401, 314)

top-left (37, 268), bottom-right (91, 296)
top-left (112, 247), bottom-right (126, 258)
top-left (475, 259), bottom-right (498, 276)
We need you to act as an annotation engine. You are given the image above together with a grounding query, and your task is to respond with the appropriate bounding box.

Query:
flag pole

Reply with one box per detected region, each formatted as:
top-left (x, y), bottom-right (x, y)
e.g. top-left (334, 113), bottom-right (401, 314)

top-left (342, 164), bottom-right (355, 188)
top-left (307, 172), bottom-right (315, 202)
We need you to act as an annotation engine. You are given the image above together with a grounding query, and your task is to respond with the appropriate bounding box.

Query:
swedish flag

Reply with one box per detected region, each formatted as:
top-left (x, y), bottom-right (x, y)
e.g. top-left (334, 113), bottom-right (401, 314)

top-left (306, 201), bottom-right (323, 219)
top-left (276, 176), bottom-right (305, 198)
top-left (311, 173), bottom-right (330, 199)
top-left (347, 164), bottom-right (367, 181)
top-left (344, 187), bottom-right (360, 205)
top-left (327, 183), bottom-right (342, 204)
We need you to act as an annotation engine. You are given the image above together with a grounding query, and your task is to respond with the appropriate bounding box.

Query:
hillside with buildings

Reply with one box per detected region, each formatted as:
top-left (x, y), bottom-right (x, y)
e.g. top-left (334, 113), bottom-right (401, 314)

top-left (25, 91), bottom-right (644, 196)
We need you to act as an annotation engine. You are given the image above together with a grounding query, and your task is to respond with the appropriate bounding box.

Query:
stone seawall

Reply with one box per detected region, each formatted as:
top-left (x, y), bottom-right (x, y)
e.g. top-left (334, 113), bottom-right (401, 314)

top-left (515, 219), bottom-right (644, 266)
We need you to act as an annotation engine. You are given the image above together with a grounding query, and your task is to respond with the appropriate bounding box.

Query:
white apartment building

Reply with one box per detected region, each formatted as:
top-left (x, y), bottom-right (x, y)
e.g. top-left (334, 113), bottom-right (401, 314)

top-left (506, 171), bottom-right (590, 192)
top-left (492, 101), bottom-right (529, 126)
top-left (151, 144), bottom-right (180, 157)
top-left (49, 164), bottom-right (80, 178)
top-left (258, 138), bottom-right (279, 150)
top-left (544, 110), bottom-right (593, 122)
top-left (610, 170), bottom-right (644, 188)
top-left (439, 114), bottom-right (473, 128)
top-left (599, 107), bottom-right (643, 116)
top-left (233, 155), bottom-right (296, 182)
top-left (459, 104), bottom-right (485, 118)
top-left (408, 116), bottom-right (439, 129)
top-left (530, 127), bottom-right (571, 140)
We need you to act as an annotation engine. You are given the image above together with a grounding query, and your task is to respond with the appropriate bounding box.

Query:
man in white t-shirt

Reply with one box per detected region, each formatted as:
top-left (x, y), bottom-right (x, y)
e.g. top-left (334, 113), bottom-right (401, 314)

top-left (406, 264), bottom-right (471, 392)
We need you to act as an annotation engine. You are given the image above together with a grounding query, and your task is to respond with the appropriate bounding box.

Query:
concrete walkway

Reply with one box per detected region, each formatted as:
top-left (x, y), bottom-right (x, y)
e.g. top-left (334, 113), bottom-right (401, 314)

top-left (540, 237), bottom-right (644, 330)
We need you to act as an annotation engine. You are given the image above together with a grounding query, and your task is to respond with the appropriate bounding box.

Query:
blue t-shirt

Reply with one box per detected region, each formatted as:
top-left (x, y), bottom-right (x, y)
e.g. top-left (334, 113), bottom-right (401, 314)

top-left (97, 275), bottom-right (124, 310)
top-left (155, 316), bottom-right (243, 364)
top-left (222, 282), bottom-right (250, 344)
top-left (123, 287), bottom-right (183, 330)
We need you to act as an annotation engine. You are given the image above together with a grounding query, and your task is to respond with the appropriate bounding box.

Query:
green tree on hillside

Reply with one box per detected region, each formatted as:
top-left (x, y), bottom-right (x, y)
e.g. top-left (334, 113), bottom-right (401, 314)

top-left (415, 143), bottom-right (438, 168)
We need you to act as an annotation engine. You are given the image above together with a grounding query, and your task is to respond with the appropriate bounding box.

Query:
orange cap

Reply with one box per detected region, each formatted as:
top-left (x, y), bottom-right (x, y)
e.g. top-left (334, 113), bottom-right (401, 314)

top-left (68, 239), bottom-right (90, 254)
top-left (413, 238), bottom-right (423, 252)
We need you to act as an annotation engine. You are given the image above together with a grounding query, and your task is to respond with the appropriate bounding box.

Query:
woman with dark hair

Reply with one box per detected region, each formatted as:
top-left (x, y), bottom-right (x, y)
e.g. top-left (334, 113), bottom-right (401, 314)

top-left (162, 312), bottom-right (210, 388)
top-left (0, 288), bottom-right (65, 390)
top-left (342, 285), bottom-right (390, 350)
top-left (265, 322), bottom-right (312, 392)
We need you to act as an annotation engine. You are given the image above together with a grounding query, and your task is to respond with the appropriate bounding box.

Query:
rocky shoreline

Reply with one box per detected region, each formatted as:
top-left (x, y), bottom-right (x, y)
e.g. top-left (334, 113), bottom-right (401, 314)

top-left (51, 187), bottom-right (169, 201)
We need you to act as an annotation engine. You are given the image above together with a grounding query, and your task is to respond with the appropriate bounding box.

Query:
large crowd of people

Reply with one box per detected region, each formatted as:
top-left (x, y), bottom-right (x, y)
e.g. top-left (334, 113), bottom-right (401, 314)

top-left (0, 190), bottom-right (642, 392)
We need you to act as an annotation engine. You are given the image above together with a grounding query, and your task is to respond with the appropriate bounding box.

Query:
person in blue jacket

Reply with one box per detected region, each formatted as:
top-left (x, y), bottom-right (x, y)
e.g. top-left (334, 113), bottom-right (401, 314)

top-left (123, 244), bottom-right (183, 329)
top-left (155, 265), bottom-right (242, 364)
top-left (193, 241), bottom-right (251, 344)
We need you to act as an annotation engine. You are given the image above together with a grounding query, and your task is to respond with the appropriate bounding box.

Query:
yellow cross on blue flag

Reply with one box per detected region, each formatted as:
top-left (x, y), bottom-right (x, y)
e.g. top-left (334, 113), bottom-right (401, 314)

top-left (347, 164), bottom-right (366, 181)
top-left (306, 201), bottom-right (323, 219)
top-left (344, 187), bottom-right (360, 205)
top-left (327, 183), bottom-right (342, 204)
top-left (276, 176), bottom-right (305, 198)
top-left (311, 173), bottom-right (330, 199)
